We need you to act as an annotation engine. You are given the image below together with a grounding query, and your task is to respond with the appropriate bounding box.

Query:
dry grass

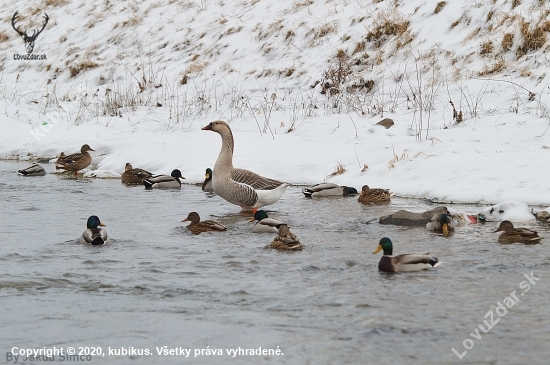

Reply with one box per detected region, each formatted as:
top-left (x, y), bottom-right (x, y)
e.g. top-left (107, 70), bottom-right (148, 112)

top-left (352, 41), bottom-right (365, 55)
top-left (0, 32), bottom-right (9, 42)
top-left (434, 1), bottom-right (446, 14)
top-left (44, 0), bottom-right (68, 6)
top-left (480, 41), bottom-right (494, 55)
top-left (292, 0), bottom-right (314, 9)
top-left (309, 23), bottom-right (337, 39)
top-left (285, 30), bottom-right (295, 40)
top-left (511, 0), bottom-right (521, 8)
top-left (487, 10), bottom-right (494, 22)
top-left (478, 57), bottom-right (506, 76)
top-left (69, 60), bottom-right (99, 78)
top-left (366, 10), bottom-right (410, 48)
top-left (329, 161), bottom-right (346, 176)
top-left (517, 20), bottom-right (548, 57)
top-left (501, 33), bottom-right (514, 51)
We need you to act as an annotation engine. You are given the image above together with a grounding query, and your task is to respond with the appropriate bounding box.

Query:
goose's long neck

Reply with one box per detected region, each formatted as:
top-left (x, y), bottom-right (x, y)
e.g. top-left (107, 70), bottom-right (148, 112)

top-left (214, 128), bottom-right (235, 173)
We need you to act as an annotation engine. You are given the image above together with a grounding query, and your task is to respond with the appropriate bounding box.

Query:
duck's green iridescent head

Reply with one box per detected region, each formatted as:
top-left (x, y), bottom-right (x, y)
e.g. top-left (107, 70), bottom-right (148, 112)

top-left (347, 187), bottom-right (358, 195)
top-left (439, 214), bottom-right (450, 224)
top-left (477, 213), bottom-right (486, 223)
top-left (373, 237), bottom-right (393, 255)
top-left (86, 215), bottom-right (104, 229)
top-left (205, 168), bottom-right (213, 179)
top-left (252, 209), bottom-right (269, 222)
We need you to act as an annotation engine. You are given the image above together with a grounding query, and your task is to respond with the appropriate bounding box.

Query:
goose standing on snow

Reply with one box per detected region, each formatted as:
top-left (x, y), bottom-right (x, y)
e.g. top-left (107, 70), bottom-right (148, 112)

top-left (202, 168), bottom-right (214, 192)
top-left (79, 215), bottom-right (111, 245)
top-left (55, 144), bottom-right (94, 176)
top-left (373, 237), bottom-right (440, 273)
top-left (143, 169), bottom-right (185, 190)
top-left (202, 120), bottom-right (288, 211)
top-left (18, 163), bottom-right (46, 176)
top-left (302, 182), bottom-right (358, 197)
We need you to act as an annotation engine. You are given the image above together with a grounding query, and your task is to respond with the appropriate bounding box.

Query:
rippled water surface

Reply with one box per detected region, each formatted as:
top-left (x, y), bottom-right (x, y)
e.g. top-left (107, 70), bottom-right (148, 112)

top-left (1, 161), bottom-right (549, 365)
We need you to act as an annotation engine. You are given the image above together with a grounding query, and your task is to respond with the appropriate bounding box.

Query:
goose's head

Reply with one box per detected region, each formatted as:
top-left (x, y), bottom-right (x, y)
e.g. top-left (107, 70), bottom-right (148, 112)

top-left (86, 215), bottom-right (105, 229)
top-left (202, 120), bottom-right (231, 134)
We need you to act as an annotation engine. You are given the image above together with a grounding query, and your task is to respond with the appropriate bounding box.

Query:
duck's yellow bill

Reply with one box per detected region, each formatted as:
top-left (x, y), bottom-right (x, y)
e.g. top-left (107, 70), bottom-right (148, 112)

top-left (99, 222), bottom-right (106, 227)
top-left (248, 217), bottom-right (256, 222)
top-left (205, 174), bottom-right (209, 179)
top-left (373, 245), bottom-right (382, 254)
top-left (443, 223), bottom-right (448, 236)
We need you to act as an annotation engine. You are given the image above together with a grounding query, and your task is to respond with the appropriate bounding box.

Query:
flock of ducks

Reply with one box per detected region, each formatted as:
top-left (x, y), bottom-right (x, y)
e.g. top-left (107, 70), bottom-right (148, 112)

top-left (17, 120), bottom-right (544, 272)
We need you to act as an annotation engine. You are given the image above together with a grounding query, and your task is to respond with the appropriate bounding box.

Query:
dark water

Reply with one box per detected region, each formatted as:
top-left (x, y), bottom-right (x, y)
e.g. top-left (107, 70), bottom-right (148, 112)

top-left (1, 161), bottom-right (548, 365)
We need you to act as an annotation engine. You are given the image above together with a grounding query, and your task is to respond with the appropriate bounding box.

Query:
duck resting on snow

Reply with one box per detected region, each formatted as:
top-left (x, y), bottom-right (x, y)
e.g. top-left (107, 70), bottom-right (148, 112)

top-left (373, 237), bottom-right (440, 273)
top-left (202, 120), bottom-right (288, 211)
top-left (79, 215), bottom-right (111, 245)
top-left (302, 182), bottom-right (358, 197)
top-left (143, 169), bottom-right (185, 189)
top-left (55, 144), bottom-right (94, 176)
top-left (18, 163), bottom-right (46, 176)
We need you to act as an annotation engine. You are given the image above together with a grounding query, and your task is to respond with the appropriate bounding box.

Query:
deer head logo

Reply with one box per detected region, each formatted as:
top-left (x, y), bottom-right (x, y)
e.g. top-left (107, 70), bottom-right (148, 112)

top-left (12, 11), bottom-right (49, 54)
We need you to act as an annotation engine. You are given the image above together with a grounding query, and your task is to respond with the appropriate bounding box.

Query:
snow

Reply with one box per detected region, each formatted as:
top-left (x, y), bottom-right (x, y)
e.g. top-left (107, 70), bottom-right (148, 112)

top-left (1, 0), bottom-right (550, 206)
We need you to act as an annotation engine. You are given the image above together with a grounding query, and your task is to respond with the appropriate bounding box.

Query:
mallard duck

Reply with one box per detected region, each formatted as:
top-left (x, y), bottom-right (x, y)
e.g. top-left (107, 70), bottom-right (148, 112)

top-left (202, 168), bottom-right (213, 192)
top-left (55, 144), bottom-right (94, 176)
top-left (181, 212), bottom-right (227, 235)
top-left (270, 224), bottom-right (302, 250)
top-left (143, 169), bottom-right (185, 189)
top-left (18, 163), bottom-right (46, 176)
top-left (79, 215), bottom-right (111, 245)
top-left (302, 182), bottom-right (358, 197)
top-left (202, 121), bottom-right (288, 211)
top-left (373, 237), bottom-right (440, 272)
top-left (493, 220), bottom-right (542, 244)
top-left (426, 213), bottom-right (455, 236)
top-left (121, 163), bottom-right (153, 185)
top-left (357, 185), bottom-right (391, 203)
top-left (249, 210), bottom-right (285, 233)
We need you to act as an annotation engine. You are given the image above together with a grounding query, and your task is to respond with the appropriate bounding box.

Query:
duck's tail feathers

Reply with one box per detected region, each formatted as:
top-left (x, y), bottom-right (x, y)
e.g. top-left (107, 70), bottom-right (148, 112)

top-left (301, 188), bottom-right (313, 197)
top-left (143, 179), bottom-right (154, 190)
top-left (429, 258), bottom-right (441, 268)
top-left (90, 229), bottom-right (105, 246)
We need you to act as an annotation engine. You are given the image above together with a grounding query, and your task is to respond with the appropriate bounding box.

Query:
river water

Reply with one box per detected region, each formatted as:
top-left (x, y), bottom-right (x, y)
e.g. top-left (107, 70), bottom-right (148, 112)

top-left (1, 161), bottom-right (548, 365)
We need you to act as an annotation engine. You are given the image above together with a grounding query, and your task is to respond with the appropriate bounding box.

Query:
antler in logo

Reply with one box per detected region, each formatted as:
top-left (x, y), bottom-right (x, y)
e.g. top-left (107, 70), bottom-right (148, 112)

top-left (12, 11), bottom-right (49, 54)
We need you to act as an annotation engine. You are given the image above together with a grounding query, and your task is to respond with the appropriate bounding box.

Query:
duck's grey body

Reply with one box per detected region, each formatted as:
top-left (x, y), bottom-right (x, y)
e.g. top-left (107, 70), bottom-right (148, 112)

top-left (18, 163), bottom-right (46, 176)
top-left (79, 228), bottom-right (111, 245)
top-left (302, 183), bottom-right (356, 197)
top-left (143, 169), bottom-right (184, 190)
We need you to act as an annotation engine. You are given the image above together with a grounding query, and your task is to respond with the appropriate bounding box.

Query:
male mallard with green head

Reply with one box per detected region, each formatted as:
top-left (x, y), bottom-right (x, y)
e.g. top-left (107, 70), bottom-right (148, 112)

top-left (55, 144), bottom-right (94, 176)
top-left (373, 237), bottom-right (440, 272)
top-left (302, 182), bottom-right (358, 197)
top-left (357, 185), bottom-right (391, 204)
top-left (79, 215), bottom-right (111, 245)
top-left (270, 224), bottom-right (302, 250)
top-left (181, 212), bottom-right (227, 235)
top-left (494, 220), bottom-right (542, 244)
top-left (249, 210), bottom-right (285, 233)
top-left (121, 163), bottom-right (153, 185)
top-left (143, 169), bottom-right (185, 189)
top-left (426, 213), bottom-right (455, 236)
top-left (202, 168), bottom-right (213, 192)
